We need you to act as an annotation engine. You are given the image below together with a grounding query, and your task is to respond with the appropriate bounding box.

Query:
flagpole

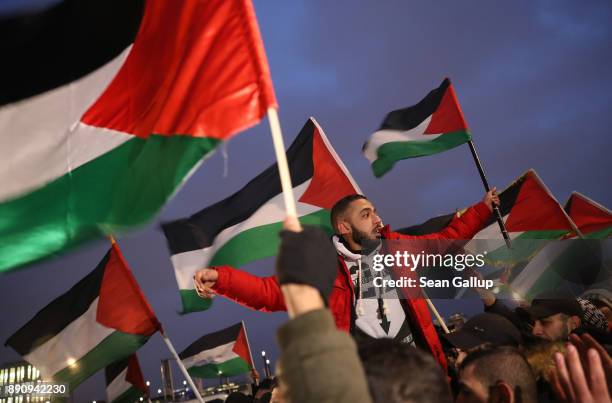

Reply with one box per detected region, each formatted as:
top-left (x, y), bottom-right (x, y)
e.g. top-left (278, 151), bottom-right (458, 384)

top-left (241, 321), bottom-right (259, 385)
top-left (421, 289), bottom-right (450, 334)
top-left (266, 108), bottom-right (302, 229)
top-left (466, 140), bottom-right (512, 249)
top-left (159, 329), bottom-right (205, 403)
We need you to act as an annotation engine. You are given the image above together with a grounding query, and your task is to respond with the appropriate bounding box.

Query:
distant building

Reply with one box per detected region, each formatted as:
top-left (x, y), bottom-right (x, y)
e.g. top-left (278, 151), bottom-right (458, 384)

top-left (0, 361), bottom-right (45, 403)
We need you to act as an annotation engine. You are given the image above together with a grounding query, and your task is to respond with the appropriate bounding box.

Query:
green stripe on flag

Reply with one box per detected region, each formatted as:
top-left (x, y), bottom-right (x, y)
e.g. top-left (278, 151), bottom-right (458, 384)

top-left (372, 130), bottom-right (470, 177)
top-left (180, 290), bottom-right (214, 314)
top-left (484, 230), bottom-right (570, 265)
top-left (112, 386), bottom-right (145, 403)
top-left (0, 135), bottom-right (220, 272)
top-left (187, 357), bottom-right (250, 379)
top-left (585, 227), bottom-right (612, 239)
top-left (209, 209), bottom-right (333, 267)
top-left (53, 331), bottom-right (150, 390)
top-left (179, 210), bottom-right (333, 314)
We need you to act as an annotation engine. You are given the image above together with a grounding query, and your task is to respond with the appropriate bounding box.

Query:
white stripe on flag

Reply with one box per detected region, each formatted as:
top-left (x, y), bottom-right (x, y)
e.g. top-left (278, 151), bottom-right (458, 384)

top-left (106, 367), bottom-right (130, 402)
top-left (0, 48), bottom-right (132, 201)
top-left (363, 116), bottom-right (443, 162)
top-left (24, 298), bottom-right (113, 378)
top-left (171, 180), bottom-right (317, 289)
top-left (511, 241), bottom-right (568, 297)
top-left (182, 340), bottom-right (239, 369)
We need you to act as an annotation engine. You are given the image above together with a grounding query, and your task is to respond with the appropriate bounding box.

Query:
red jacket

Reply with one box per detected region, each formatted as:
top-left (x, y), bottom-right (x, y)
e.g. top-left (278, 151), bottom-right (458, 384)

top-left (211, 201), bottom-right (491, 371)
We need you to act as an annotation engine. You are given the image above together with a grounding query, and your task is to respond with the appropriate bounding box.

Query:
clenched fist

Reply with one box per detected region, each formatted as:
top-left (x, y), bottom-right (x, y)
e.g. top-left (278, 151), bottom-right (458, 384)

top-left (193, 268), bottom-right (219, 299)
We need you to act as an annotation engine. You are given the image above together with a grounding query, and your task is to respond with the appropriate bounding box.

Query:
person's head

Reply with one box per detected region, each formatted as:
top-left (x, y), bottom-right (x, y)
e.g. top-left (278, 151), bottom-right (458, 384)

top-left (576, 297), bottom-right (609, 333)
top-left (331, 194), bottom-right (383, 249)
top-left (443, 313), bottom-right (522, 367)
top-left (517, 291), bottom-right (582, 342)
top-left (581, 287), bottom-right (612, 328)
top-left (358, 338), bottom-right (451, 403)
top-left (457, 346), bottom-right (537, 403)
top-left (254, 378), bottom-right (274, 400)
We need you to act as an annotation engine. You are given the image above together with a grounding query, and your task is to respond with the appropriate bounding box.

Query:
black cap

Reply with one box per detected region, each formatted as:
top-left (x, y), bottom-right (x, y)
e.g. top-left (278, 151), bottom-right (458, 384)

top-left (516, 291), bottom-right (583, 320)
top-left (443, 313), bottom-right (522, 350)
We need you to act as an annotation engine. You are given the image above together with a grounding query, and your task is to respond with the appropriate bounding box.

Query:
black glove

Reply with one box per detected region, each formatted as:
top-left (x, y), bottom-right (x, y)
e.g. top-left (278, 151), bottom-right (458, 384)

top-left (276, 225), bottom-right (337, 303)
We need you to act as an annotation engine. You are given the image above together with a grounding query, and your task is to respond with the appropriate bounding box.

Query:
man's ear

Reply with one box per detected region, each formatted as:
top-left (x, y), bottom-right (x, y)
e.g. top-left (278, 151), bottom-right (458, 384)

top-left (568, 315), bottom-right (581, 332)
top-left (337, 220), bottom-right (350, 235)
top-left (489, 381), bottom-right (513, 403)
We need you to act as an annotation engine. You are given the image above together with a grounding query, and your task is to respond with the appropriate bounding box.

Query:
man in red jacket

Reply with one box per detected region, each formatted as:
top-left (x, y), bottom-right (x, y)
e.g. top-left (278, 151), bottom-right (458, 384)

top-left (194, 190), bottom-right (498, 370)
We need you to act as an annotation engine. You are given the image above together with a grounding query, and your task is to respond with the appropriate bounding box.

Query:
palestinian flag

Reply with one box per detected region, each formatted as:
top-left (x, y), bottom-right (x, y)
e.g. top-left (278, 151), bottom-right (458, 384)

top-left (106, 354), bottom-right (148, 403)
top-left (5, 243), bottom-right (160, 390)
top-left (162, 118), bottom-right (360, 313)
top-left (464, 169), bottom-right (579, 264)
top-left (0, 0), bottom-right (276, 272)
top-left (179, 322), bottom-right (252, 379)
top-left (363, 78), bottom-right (470, 177)
top-left (565, 192), bottom-right (612, 239)
top-left (510, 193), bottom-right (612, 299)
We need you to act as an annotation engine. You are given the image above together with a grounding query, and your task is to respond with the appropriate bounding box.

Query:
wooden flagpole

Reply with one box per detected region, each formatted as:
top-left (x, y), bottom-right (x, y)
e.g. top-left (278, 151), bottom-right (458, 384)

top-left (422, 289), bottom-right (450, 334)
top-left (160, 329), bottom-right (205, 403)
top-left (266, 108), bottom-right (302, 229)
top-left (467, 140), bottom-right (512, 249)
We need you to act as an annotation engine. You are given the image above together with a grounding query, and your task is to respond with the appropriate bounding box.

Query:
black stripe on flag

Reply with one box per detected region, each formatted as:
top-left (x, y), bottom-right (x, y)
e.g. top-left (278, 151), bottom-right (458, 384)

top-left (378, 78), bottom-right (450, 132)
top-left (396, 213), bottom-right (455, 235)
top-left (0, 0), bottom-right (145, 106)
top-left (179, 323), bottom-right (242, 360)
top-left (105, 356), bottom-right (129, 387)
top-left (397, 173), bottom-right (524, 235)
top-left (5, 250), bottom-right (109, 354)
top-left (162, 119), bottom-right (316, 255)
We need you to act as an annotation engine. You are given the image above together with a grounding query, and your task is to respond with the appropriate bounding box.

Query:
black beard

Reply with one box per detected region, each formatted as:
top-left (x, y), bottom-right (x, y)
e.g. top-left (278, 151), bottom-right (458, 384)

top-left (350, 229), bottom-right (381, 254)
top-left (351, 228), bottom-right (370, 245)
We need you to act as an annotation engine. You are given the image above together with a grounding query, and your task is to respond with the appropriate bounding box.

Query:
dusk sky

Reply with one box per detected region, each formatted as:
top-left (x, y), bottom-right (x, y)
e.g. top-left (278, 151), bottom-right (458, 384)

top-left (1, 0), bottom-right (611, 401)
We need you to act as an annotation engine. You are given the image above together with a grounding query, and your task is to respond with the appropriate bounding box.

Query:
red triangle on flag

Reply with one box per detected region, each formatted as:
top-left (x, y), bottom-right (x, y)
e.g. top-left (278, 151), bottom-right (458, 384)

top-left (505, 171), bottom-right (574, 233)
top-left (299, 119), bottom-right (359, 209)
top-left (97, 244), bottom-right (161, 335)
top-left (424, 83), bottom-right (468, 135)
top-left (231, 325), bottom-right (253, 367)
top-left (125, 354), bottom-right (148, 395)
top-left (566, 192), bottom-right (612, 235)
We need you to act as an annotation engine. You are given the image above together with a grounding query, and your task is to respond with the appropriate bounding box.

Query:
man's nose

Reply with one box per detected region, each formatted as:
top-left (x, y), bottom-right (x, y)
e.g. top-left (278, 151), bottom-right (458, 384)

top-left (373, 213), bottom-right (382, 226)
top-left (532, 321), bottom-right (543, 336)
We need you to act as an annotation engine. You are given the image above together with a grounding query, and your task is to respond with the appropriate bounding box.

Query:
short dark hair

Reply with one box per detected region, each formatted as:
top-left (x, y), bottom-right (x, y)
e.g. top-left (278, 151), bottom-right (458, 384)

top-left (358, 338), bottom-right (451, 403)
top-left (460, 346), bottom-right (537, 403)
top-left (330, 194), bottom-right (367, 233)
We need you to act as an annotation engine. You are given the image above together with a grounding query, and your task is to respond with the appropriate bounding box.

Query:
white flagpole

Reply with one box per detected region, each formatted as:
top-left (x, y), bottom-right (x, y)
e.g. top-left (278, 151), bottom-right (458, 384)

top-left (422, 290), bottom-right (450, 334)
top-left (241, 321), bottom-right (258, 385)
top-left (266, 108), bottom-right (300, 226)
top-left (160, 330), bottom-right (205, 403)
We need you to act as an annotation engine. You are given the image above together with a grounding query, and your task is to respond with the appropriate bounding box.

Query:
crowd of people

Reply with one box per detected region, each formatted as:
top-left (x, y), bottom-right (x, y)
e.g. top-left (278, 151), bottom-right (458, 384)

top-left (193, 192), bottom-right (611, 403)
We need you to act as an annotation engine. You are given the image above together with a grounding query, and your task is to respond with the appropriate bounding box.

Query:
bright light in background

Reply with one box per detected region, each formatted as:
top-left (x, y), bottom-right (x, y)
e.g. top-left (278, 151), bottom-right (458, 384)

top-left (265, 359), bottom-right (270, 365)
top-left (183, 380), bottom-right (187, 385)
top-left (157, 389), bottom-right (162, 394)
top-left (146, 381), bottom-right (150, 386)
top-left (139, 398), bottom-right (143, 402)
top-left (261, 351), bottom-right (266, 357)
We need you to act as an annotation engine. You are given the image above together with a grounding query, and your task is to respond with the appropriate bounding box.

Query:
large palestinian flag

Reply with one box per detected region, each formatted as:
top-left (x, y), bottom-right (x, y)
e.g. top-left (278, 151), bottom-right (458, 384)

top-left (179, 322), bottom-right (252, 379)
top-left (106, 354), bottom-right (148, 403)
top-left (162, 118), bottom-right (360, 313)
top-left (0, 0), bottom-right (276, 272)
top-left (5, 243), bottom-right (160, 390)
top-left (363, 78), bottom-right (470, 177)
top-left (510, 193), bottom-right (612, 299)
